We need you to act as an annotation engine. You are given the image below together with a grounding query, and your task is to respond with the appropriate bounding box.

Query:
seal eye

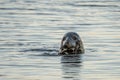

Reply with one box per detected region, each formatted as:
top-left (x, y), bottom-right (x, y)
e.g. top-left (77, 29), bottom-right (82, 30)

top-left (73, 36), bottom-right (77, 40)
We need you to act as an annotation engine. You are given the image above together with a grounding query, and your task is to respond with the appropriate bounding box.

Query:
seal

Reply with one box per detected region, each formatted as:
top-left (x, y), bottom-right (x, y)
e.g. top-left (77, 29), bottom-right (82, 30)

top-left (59, 32), bottom-right (84, 55)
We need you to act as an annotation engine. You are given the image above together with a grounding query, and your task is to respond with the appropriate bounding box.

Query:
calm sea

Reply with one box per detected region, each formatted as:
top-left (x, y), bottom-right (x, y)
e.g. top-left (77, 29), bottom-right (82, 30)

top-left (0, 0), bottom-right (120, 80)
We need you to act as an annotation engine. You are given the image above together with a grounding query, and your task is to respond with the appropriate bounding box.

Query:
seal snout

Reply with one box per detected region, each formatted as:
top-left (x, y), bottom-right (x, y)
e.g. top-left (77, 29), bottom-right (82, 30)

top-left (63, 37), bottom-right (76, 49)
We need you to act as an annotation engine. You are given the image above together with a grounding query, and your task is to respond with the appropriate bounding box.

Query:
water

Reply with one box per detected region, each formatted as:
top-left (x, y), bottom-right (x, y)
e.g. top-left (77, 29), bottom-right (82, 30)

top-left (0, 0), bottom-right (120, 80)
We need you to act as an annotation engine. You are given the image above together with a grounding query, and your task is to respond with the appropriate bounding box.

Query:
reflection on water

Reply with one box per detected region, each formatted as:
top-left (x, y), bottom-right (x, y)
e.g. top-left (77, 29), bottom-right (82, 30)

top-left (61, 54), bottom-right (82, 80)
top-left (61, 54), bottom-right (82, 63)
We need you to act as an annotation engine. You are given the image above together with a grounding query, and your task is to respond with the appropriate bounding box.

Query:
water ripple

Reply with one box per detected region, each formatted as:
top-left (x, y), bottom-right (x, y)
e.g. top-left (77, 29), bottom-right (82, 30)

top-left (0, 0), bottom-right (120, 80)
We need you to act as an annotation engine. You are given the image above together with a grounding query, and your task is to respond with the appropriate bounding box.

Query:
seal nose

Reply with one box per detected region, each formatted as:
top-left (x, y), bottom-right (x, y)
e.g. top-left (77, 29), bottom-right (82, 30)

top-left (63, 41), bottom-right (70, 48)
top-left (63, 37), bottom-right (75, 48)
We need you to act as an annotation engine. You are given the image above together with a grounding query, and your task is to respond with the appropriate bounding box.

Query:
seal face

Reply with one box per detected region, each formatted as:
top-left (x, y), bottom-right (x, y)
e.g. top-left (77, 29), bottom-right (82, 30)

top-left (59, 32), bottom-right (84, 55)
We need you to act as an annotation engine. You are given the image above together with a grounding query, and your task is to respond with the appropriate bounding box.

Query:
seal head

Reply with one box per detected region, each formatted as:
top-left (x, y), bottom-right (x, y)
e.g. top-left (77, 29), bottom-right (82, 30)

top-left (59, 32), bottom-right (84, 55)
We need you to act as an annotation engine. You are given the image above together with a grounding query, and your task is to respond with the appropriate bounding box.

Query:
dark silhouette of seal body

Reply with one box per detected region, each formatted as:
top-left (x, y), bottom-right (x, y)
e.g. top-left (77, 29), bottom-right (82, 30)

top-left (59, 32), bottom-right (84, 55)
